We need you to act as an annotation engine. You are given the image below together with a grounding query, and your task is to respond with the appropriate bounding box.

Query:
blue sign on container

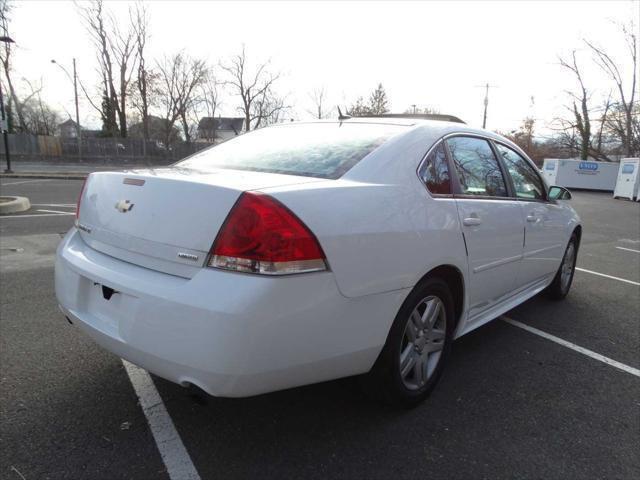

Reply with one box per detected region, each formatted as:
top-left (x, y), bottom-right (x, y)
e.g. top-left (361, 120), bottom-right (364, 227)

top-left (579, 162), bottom-right (599, 171)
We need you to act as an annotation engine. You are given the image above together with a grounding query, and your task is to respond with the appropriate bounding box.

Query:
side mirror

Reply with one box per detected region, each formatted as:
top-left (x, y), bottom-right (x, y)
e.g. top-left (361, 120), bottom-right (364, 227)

top-left (548, 186), bottom-right (572, 200)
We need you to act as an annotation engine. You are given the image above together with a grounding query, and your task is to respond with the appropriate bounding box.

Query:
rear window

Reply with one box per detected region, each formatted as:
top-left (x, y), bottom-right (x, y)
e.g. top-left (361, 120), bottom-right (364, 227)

top-left (177, 123), bottom-right (407, 179)
top-left (419, 142), bottom-right (451, 194)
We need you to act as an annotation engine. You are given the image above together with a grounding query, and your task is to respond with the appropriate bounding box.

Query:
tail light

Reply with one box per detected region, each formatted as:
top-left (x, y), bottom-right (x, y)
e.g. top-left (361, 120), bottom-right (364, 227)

top-left (76, 174), bottom-right (90, 220)
top-left (209, 192), bottom-right (327, 275)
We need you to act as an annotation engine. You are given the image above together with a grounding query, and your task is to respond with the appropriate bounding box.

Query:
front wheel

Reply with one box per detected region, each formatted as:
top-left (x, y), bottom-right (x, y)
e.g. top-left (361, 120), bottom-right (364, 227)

top-left (546, 233), bottom-right (578, 300)
top-left (362, 277), bottom-right (455, 407)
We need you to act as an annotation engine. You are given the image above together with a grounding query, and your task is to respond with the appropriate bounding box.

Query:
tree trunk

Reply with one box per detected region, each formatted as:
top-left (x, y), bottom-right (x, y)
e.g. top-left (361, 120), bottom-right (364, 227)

top-left (3, 64), bottom-right (25, 132)
top-left (118, 108), bottom-right (127, 138)
top-left (625, 109), bottom-right (632, 156)
top-left (181, 113), bottom-right (190, 143)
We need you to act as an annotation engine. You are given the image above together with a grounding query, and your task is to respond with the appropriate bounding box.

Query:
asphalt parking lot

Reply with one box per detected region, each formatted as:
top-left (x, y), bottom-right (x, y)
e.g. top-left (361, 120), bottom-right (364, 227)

top-left (1, 177), bottom-right (639, 480)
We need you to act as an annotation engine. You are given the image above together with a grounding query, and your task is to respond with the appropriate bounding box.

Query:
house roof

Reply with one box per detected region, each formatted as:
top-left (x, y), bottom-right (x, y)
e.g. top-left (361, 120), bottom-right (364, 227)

top-left (59, 119), bottom-right (79, 127)
top-left (198, 117), bottom-right (244, 132)
top-left (129, 115), bottom-right (172, 129)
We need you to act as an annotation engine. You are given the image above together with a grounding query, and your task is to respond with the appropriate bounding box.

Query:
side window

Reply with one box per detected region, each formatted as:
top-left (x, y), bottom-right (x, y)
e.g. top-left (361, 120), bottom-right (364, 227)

top-left (446, 136), bottom-right (508, 197)
top-left (419, 142), bottom-right (451, 194)
top-left (496, 144), bottom-right (546, 200)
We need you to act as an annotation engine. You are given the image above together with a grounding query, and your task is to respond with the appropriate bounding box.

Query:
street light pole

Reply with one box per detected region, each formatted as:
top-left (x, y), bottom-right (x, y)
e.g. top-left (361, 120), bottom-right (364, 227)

top-left (52, 58), bottom-right (82, 161)
top-left (0, 35), bottom-right (14, 173)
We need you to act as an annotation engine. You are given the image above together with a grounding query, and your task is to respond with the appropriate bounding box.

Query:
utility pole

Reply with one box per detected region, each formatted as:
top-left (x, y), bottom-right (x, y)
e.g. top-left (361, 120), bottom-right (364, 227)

top-left (482, 83), bottom-right (489, 129)
top-left (73, 58), bottom-right (82, 161)
top-left (475, 83), bottom-right (498, 129)
top-left (52, 58), bottom-right (82, 160)
top-left (0, 36), bottom-right (14, 173)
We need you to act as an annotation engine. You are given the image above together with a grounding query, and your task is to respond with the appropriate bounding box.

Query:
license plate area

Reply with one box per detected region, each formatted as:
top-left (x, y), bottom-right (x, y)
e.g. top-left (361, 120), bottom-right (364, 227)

top-left (84, 280), bottom-right (138, 338)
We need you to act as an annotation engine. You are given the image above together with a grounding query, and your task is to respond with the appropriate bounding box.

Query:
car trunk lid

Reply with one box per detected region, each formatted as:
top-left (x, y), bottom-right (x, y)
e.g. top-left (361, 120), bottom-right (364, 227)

top-left (77, 167), bottom-right (324, 278)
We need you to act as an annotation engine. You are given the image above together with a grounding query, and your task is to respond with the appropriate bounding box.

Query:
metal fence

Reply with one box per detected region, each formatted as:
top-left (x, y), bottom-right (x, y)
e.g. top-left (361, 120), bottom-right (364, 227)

top-left (0, 134), bottom-right (213, 165)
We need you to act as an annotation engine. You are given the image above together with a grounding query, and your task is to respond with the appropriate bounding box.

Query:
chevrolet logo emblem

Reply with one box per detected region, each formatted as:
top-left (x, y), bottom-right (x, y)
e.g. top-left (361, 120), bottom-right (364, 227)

top-left (115, 200), bottom-right (134, 213)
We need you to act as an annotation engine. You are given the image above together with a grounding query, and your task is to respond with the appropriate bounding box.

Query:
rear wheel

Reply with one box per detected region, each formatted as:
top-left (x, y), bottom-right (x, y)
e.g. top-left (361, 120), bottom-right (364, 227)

top-left (363, 277), bottom-right (455, 407)
top-left (546, 234), bottom-right (578, 300)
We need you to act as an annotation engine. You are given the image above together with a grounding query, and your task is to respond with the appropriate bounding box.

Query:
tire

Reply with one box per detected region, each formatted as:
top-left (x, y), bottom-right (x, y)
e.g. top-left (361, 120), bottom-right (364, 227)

top-left (362, 277), bottom-right (455, 408)
top-left (546, 233), bottom-right (578, 300)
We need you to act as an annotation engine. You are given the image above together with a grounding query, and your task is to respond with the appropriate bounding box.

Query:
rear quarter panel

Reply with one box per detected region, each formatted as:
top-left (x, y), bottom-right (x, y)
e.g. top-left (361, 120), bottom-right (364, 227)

top-left (262, 139), bottom-right (468, 299)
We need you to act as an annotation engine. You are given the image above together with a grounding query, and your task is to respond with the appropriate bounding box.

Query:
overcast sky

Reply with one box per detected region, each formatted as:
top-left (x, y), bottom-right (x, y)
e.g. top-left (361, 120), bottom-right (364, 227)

top-left (7, 0), bottom-right (640, 134)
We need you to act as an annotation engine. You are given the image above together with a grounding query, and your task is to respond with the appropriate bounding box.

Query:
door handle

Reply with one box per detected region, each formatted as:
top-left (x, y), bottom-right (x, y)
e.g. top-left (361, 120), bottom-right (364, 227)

top-left (463, 216), bottom-right (482, 226)
top-left (526, 215), bottom-right (537, 222)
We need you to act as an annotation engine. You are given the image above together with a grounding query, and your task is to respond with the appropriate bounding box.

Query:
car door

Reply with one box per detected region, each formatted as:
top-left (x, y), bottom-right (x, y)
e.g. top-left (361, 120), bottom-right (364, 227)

top-left (495, 142), bottom-right (566, 286)
top-left (446, 136), bottom-right (524, 319)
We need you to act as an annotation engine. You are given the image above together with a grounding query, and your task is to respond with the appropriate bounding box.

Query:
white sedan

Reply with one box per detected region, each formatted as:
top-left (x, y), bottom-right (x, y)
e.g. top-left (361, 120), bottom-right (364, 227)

top-left (55, 116), bottom-right (581, 406)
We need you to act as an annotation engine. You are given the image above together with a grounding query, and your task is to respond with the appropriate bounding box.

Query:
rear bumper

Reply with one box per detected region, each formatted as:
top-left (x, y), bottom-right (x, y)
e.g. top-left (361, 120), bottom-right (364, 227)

top-left (55, 229), bottom-right (408, 397)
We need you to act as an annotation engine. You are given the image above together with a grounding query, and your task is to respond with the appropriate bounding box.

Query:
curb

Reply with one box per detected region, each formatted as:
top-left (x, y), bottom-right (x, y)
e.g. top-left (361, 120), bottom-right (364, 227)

top-left (0, 196), bottom-right (31, 214)
top-left (1, 173), bottom-right (88, 180)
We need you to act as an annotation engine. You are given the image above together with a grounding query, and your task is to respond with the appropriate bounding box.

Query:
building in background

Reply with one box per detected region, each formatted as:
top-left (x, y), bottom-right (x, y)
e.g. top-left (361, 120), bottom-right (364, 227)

top-left (197, 117), bottom-right (244, 144)
top-left (58, 119), bottom-right (80, 138)
top-left (128, 115), bottom-right (182, 147)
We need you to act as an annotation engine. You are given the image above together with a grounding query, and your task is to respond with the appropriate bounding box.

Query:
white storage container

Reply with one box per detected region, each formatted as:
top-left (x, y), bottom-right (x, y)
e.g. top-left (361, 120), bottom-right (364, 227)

top-left (542, 158), bottom-right (619, 191)
top-left (613, 158), bottom-right (640, 201)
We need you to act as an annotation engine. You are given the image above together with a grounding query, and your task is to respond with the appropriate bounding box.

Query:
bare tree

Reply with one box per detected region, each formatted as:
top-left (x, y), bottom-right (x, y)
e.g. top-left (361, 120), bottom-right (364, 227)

top-left (347, 96), bottom-right (370, 116)
top-left (0, 0), bottom-right (25, 132)
top-left (586, 21), bottom-right (638, 156)
top-left (307, 86), bottom-right (332, 119)
top-left (221, 46), bottom-right (282, 131)
top-left (191, 68), bottom-right (222, 142)
top-left (558, 50), bottom-right (592, 160)
top-left (252, 90), bottom-right (289, 128)
top-left (593, 93), bottom-right (613, 157)
top-left (78, 0), bottom-right (138, 137)
top-left (198, 69), bottom-right (221, 119)
top-left (156, 51), bottom-right (207, 145)
top-left (20, 78), bottom-right (60, 136)
top-left (131, 1), bottom-right (150, 141)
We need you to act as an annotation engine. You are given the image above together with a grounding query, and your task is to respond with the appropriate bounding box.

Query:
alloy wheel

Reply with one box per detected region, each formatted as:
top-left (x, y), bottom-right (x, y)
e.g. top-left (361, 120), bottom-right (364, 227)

top-left (561, 242), bottom-right (576, 292)
top-left (399, 296), bottom-right (447, 390)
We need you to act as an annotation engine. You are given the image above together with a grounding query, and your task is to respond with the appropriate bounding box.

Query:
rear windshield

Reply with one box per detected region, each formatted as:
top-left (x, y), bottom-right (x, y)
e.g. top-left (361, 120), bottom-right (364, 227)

top-left (177, 122), bottom-right (407, 179)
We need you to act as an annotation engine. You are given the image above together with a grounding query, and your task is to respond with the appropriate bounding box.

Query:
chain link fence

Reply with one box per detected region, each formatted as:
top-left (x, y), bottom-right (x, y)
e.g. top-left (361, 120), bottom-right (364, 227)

top-left (0, 134), bottom-right (213, 166)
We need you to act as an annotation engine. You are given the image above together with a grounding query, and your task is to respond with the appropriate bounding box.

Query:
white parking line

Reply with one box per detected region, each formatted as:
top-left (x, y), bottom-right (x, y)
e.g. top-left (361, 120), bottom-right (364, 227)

top-left (502, 317), bottom-right (640, 378)
top-left (31, 203), bottom-right (76, 207)
top-left (1, 179), bottom-right (52, 186)
top-left (616, 246), bottom-right (640, 254)
top-left (122, 361), bottom-right (201, 480)
top-left (0, 213), bottom-right (75, 219)
top-left (36, 209), bottom-right (75, 215)
top-left (575, 267), bottom-right (640, 286)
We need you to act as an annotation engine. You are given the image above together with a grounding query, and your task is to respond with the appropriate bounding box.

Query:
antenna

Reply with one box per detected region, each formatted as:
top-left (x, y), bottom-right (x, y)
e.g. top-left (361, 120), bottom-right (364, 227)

top-left (337, 106), bottom-right (351, 121)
